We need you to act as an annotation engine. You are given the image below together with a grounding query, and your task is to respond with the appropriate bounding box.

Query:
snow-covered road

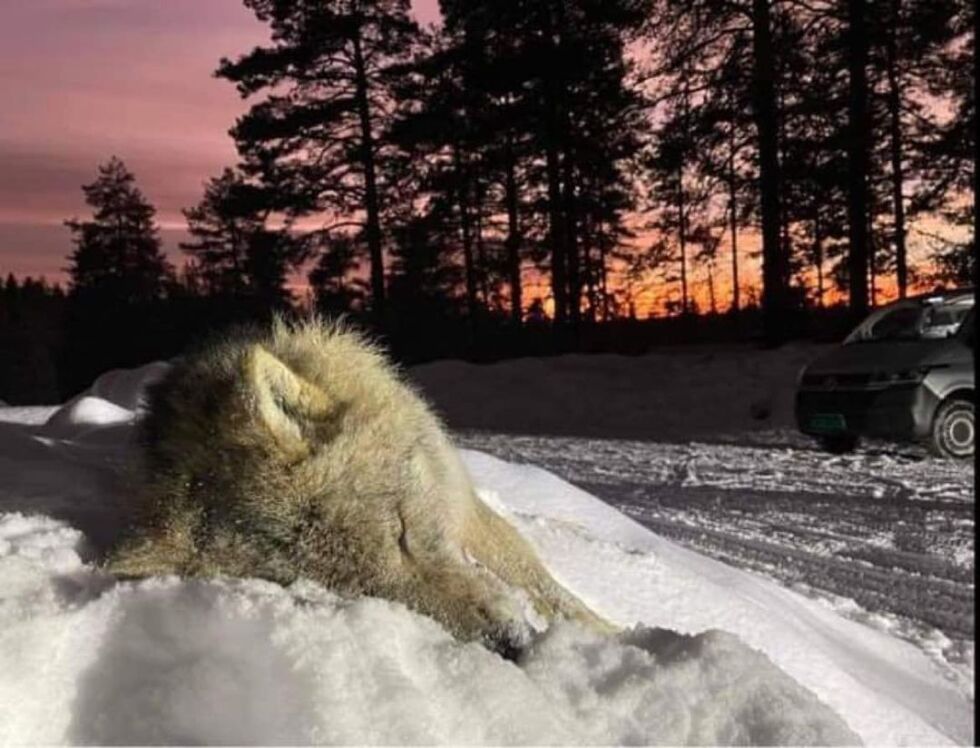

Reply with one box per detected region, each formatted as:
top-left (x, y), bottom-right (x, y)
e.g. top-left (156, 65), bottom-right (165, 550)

top-left (456, 430), bottom-right (975, 699)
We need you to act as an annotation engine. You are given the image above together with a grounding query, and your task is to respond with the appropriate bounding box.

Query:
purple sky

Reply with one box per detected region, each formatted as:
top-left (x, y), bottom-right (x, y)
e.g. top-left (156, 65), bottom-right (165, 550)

top-left (0, 0), bottom-right (442, 282)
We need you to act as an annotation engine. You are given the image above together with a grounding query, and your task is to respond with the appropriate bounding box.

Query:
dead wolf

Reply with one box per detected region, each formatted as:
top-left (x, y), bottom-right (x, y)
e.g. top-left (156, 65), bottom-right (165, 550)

top-left (107, 318), bottom-right (607, 653)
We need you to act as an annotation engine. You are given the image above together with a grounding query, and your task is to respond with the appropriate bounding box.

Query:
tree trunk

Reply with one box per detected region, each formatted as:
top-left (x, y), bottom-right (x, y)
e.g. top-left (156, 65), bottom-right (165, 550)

top-left (583, 241), bottom-right (597, 322)
top-left (504, 133), bottom-right (523, 326)
top-left (750, 0), bottom-right (787, 344)
top-left (546, 144), bottom-right (567, 326)
top-left (846, 0), bottom-right (871, 321)
top-left (868, 207), bottom-right (877, 307)
top-left (678, 77), bottom-right (691, 316)
top-left (728, 109), bottom-right (740, 315)
top-left (474, 169), bottom-right (490, 307)
top-left (580, 205), bottom-right (597, 321)
top-left (352, 29), bottom-right (385, 319)
top-left (544, 1), bottom-right (568, 333)
top-left (885, 0), bottom-right (908, 298)
top-left (707, 262), bottom-right (717, 314)
top-left (677, 168), bottom-right (688, 315)
top-left (778, 86), bottom-right (792, 270)
top-left (453, 144), bottom-right (479, 339)
top-left (562, 151), bottom-right (582, 333)
top-left (598, 222), bottom-right (611, 322)
top-left (814, 212), bottom-right (825, 308)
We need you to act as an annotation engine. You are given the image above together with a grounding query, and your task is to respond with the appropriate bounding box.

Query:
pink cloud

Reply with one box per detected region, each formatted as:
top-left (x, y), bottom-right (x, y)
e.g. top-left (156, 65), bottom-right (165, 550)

top-left (0, 0), bottom-right (441, 281)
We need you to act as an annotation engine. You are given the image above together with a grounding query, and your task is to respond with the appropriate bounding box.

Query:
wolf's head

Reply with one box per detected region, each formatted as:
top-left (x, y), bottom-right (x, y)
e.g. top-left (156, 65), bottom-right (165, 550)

top-left (108, 318), bottom-right (557, 653)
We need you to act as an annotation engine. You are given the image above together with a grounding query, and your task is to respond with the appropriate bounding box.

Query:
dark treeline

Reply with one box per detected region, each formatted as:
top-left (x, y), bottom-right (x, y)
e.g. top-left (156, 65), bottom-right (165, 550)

top-left (0, 0), bottom-right (974, 403)
top-left (0, 275), bottom-right (65, 403)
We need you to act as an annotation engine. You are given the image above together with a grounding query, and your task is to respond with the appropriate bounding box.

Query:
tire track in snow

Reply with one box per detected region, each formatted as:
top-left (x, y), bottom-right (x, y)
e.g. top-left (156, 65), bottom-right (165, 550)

top-left (604, 487), bottom-right (973, 638)
top-left (458, 431), bottom-right (975, 697)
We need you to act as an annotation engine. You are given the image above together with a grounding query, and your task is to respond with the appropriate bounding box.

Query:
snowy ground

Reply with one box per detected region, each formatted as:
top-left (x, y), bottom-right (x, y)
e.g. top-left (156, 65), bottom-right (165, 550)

top-left (454, 430), bottom-right (975, 702)
top-left (0, 348), bottom-right (974, 745)
top-left (412, 343), bottom-right (975, 704)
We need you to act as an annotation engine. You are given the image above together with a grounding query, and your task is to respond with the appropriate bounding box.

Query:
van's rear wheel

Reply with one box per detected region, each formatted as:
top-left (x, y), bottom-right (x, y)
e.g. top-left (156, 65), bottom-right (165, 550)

top-left (930, 399), bottom-right (974, 459)
top-left (817, 435), bottom-right (859, 454)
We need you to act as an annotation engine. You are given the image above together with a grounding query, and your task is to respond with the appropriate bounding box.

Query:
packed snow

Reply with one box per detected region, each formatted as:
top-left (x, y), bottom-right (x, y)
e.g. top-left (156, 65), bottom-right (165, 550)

top-left (0, 511), bottom-right (857, 746)
top-left (0, 356), bottom-right (973, 745)
top-left (456, 431), bottom-right (976, 698)
top-left (410, 342), bottom-right (825, 441)
top-left (412, 345), bottom-right (975, 701)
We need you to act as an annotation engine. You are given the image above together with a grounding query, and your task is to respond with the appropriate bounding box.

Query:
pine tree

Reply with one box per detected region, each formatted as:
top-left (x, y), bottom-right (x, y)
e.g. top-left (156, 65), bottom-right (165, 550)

top-left (65, 157), bottom-right (171, 304)
top-left (388, 28), bottom-right (487, 338)
top-left (841, 0), bottom-right (871, 320)
top-left (646, 95), bottom-right (692, 315)
top-left (218, 0), bottom-right (418, 320)
top-left (914, 0), bottom-right (975, 286)
top-left (61, 158), bottom-right (176, 395)
top-left (438, 0), bottom-right (649, 339)
top-left (651, 0), bottom-right (795, 342)
top-left (386, 213), bottom-right (467, 357)
top-left (180, 168), bottom-right (306, 307)
top-left (647, 0), bottom-right (966, 328)
top-left (308, 234), bottom-right (369, 314)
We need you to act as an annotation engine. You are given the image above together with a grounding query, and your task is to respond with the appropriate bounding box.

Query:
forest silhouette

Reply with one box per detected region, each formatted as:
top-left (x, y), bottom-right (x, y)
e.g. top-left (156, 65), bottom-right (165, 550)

top-left (0, 0), bottom-right (974, 404)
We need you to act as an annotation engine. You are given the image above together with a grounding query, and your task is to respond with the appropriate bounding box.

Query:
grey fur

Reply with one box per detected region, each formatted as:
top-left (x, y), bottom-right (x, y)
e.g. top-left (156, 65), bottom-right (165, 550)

top-left (107, 318), bottom-right (609, 653)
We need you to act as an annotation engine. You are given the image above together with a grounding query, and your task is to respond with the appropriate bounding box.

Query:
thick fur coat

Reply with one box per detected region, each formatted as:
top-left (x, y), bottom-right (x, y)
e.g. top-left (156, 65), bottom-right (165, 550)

top-left (107, 319), bottom-right (607, 652)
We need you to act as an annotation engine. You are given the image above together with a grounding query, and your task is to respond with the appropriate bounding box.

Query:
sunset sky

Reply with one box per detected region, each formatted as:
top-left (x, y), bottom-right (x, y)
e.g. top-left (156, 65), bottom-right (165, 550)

top-left (0, 0), bottom-right (441, 280)
top-left (0, 0), bottom-right (941, 315)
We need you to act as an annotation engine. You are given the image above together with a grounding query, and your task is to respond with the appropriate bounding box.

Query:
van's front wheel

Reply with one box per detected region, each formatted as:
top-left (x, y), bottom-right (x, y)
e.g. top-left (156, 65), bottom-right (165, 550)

top-left (929, 399), bottom-right (974, 459)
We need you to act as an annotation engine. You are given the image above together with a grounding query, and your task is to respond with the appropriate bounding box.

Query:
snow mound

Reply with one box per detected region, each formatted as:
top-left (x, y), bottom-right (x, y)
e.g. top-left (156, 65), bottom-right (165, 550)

top-left (42, 396), bottom-right (133, 433)
top-left (72, 361), bottom-right (171, 414)
top-left (0, 513), bottom-right (857, 746)
top-left (410, 344), bottom-right (827, 441)
top-left (0, 406), bottom-right (57, 425)
top-left (41, 362), bottom-right (170, 437)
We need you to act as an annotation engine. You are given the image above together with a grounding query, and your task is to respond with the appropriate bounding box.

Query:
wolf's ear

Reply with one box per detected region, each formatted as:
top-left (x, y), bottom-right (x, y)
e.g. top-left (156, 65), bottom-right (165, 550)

top-left (243, 345), bottom-right (335, 454)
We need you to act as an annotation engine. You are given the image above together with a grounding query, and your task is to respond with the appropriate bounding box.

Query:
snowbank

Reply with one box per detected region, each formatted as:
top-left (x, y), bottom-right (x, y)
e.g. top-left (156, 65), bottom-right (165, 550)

top-left (40, 362), bottom-right (169, 438)
top-left (0, 363), bottom-right (972, 745)
top-left (410, 343), bottom-right (827, 440)
top-left (0, 406), bottom-right (57, 425)
top-left (0, 513), bottom-right (858, 746)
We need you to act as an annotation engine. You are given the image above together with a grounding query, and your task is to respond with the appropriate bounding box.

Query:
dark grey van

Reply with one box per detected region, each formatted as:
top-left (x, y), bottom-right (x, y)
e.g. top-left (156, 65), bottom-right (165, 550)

top-left (795, 289), bottom-right (974, 458)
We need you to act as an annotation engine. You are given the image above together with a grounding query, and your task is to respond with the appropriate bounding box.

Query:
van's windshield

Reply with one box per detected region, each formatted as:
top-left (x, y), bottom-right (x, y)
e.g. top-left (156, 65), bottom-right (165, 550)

top-left (844, 293), bottom-right (974, 344)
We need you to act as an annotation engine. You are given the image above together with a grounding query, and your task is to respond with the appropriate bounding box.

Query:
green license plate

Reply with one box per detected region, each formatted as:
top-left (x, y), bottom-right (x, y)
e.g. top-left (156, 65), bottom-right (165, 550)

top-left (809, 413), bottom-right (847, 433)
